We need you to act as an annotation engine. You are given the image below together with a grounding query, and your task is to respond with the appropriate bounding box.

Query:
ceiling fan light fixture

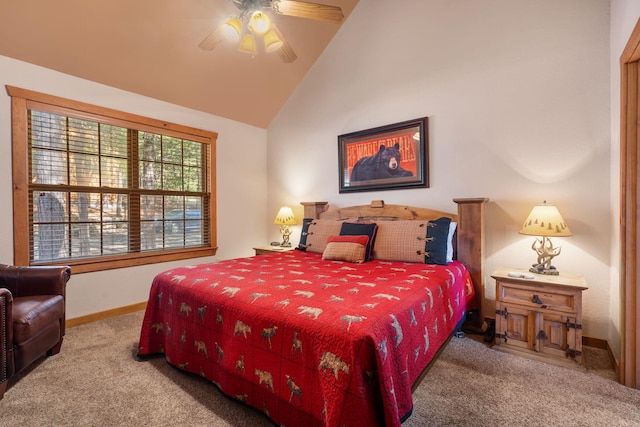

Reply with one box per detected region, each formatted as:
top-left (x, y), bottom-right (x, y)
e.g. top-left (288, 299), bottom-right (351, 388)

top-left (200, 0), bottom-right (344, 63)
top-left (238, 33), bottom-right (257, 55)
top-left (249, 11), bottom-right (272, 35)
top-left (221, 17), bottom-right (242, 42)
top-left (263, 30), bottom-right (283, 52)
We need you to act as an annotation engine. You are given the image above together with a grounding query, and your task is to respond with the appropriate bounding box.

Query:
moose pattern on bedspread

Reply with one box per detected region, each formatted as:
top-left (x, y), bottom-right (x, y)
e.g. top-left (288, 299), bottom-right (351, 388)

top-left (138, 250), bottom-right (475, 427)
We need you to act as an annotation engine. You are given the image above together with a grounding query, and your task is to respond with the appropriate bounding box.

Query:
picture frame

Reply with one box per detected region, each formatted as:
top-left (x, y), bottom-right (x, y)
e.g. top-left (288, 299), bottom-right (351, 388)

top-left (338, 117), bottom-right (429, 193)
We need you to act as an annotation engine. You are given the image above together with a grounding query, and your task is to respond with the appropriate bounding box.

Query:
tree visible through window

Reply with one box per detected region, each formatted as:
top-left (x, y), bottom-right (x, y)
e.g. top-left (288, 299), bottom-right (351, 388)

top-left (8, 86), bottom-right (217, 273)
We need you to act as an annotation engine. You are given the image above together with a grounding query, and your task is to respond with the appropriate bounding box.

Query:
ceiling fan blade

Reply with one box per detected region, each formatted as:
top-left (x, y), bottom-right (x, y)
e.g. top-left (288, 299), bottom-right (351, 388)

top-left (198, 28), bottom-right (224, 50)
top-left (271, 0), bottom-right (344, 23)
top-left (270, 23), bottom-right (297, 63)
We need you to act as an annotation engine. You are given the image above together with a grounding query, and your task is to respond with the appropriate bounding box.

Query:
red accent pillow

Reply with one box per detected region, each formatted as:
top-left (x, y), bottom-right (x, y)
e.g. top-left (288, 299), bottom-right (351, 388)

top-left (322, 235), bottom-right (370, 263)
top-left (327, 235), bottom-right (369, 245)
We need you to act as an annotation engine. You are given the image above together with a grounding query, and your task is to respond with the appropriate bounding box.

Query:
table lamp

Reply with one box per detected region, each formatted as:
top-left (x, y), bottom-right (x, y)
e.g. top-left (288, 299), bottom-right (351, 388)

top-left (519, 201), bottom-right (572, 275)
top-left (273, 206), bottom-right (297, 247)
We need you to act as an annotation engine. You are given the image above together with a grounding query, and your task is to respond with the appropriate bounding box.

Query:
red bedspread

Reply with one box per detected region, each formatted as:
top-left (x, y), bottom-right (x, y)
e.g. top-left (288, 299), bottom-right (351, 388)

top-left (138, 250), bottom-right (475, 426)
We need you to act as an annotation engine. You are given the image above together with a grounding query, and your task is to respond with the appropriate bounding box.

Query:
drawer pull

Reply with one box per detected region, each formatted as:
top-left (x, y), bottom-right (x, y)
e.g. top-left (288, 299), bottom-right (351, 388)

top-left (532, 294), bottom-right (548, 308)
top-left (536, 330), bottom-right (548, 341)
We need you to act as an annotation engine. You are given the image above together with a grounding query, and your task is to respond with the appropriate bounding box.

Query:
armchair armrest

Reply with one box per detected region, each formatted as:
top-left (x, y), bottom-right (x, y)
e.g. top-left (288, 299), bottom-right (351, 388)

top-left (0, 288), bottom-right (13, 384)
top-left (0, 265), bottom-right (70, 298)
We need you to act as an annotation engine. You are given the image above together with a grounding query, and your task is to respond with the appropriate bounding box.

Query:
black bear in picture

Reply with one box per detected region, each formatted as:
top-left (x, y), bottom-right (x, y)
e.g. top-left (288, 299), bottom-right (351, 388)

top-left (350, 143), bottom-right (413, 182)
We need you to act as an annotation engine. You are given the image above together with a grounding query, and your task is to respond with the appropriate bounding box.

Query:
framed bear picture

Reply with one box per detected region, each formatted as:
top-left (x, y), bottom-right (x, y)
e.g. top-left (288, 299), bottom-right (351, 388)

top-left (338, 117), bottom-right (429, 193)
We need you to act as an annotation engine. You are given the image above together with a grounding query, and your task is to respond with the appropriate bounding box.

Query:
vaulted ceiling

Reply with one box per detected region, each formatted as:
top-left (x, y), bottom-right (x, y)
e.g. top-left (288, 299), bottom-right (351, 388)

top-left (0, 0), bottom-right (359, 128)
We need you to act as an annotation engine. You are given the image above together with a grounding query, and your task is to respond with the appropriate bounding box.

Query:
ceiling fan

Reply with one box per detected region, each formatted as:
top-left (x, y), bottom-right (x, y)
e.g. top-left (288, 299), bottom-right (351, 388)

top-left (198, 0), bottom-right (344, 63)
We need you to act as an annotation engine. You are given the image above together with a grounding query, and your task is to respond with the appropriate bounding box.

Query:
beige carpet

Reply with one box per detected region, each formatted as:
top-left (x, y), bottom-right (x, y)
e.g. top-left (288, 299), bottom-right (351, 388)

top-left (3, 310), bottom-right (639, 426)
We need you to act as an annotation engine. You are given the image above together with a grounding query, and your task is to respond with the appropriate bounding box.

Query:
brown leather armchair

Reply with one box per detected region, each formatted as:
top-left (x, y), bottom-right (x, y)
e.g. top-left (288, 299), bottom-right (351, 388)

top-left (0, 264), bottom-right (70, 400)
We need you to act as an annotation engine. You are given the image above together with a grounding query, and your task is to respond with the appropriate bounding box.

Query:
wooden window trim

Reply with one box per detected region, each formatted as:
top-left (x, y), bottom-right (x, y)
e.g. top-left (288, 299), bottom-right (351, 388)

top-left (6, 85), bottom-right (218, 274)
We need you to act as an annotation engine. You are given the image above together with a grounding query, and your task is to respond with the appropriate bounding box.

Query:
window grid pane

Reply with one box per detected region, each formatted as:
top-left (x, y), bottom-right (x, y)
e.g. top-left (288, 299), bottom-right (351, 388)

top-left (27, 108), bottom-right (210, 264)
top-left (32, 191), bottom-right (67, 262)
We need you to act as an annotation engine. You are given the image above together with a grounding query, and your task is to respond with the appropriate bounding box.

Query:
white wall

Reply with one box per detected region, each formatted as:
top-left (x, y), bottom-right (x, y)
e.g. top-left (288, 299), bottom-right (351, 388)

top-left (609, 0), bottom-right (640, 361)
top-left (0, 55), bottom-right (268, 319)
top-left (268, 0), bottom-right (612, 342)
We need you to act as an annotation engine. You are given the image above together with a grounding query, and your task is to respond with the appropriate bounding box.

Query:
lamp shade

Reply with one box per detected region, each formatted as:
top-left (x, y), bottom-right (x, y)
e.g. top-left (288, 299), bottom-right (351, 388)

top-left (273, 206), bottom-right (297, 225)
top-left (519, 202), bottom-right (571, 237)
top-left (263, 30), bottom-right (283, 53)
top-left (249, 11), bottom-right (272, 35)
top-left (238, 34), bottom-right (257, 54)
top-left (221, 17), bottom-right (242, 42)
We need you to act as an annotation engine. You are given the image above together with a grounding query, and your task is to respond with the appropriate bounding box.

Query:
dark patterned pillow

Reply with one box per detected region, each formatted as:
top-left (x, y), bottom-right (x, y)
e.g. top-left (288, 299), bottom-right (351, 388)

top-left (425, 217), bottom-right (452, 265)
top-left (339, 222), bottom-right (378, 262)
top-left (296, 218), bottom-right (314, 251)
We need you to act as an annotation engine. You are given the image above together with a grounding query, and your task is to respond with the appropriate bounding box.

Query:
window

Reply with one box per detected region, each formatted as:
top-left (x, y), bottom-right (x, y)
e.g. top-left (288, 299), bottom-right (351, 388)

top-left (7, 86), bottom-right (217, 273)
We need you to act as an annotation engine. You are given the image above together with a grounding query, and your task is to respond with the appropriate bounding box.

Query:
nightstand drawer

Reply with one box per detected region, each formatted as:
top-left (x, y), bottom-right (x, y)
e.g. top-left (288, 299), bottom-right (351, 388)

top-left (497, 281), bottom-right (576, 313)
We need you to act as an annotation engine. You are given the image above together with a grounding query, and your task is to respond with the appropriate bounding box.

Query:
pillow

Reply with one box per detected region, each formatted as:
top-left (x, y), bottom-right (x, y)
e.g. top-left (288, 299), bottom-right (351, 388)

top-left (296, 218), bottom-right (314, 251)
top-left (371, 217), bottom-right (453, 264)
top-left (372, 220), bottom-right (430, 263)
top-left (446, 222), bottom-right (457, 263)
top-left (339, 222), bottom-right (378, 262)
top-left (322, 235), bottom-right (369, 264)
top-left (424, 217), bottom-right (452, 265)
top-left (304, 219), bottom-right (345, 254)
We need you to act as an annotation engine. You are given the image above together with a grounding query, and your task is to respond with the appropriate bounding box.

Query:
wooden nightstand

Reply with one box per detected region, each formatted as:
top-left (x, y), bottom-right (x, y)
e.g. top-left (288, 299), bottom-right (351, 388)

top-left (492, 266), bottom-right (588, 369)
top-left (253, 246), bottom-right (296, 256)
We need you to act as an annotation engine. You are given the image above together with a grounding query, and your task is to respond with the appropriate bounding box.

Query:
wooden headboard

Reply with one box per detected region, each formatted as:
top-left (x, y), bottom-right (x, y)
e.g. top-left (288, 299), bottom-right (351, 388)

top-left (301, 198), bottom-right (488, 324)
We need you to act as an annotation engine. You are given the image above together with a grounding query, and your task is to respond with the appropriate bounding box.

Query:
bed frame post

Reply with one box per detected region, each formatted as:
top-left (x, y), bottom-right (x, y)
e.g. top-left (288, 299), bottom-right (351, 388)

top-left (453, 198), bottom-right (489, 327)
top-left (301, 202), bottom-right (329, 219)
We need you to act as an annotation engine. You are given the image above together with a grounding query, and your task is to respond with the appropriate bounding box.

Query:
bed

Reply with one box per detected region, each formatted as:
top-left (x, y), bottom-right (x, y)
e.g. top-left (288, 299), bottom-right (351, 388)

top-left (137, 198), bottom-right (487, 426)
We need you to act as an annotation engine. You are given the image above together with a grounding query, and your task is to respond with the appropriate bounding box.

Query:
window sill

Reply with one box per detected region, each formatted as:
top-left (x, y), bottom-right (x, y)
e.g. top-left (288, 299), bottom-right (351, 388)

top-left (31, 246), bottom-right (218, 274)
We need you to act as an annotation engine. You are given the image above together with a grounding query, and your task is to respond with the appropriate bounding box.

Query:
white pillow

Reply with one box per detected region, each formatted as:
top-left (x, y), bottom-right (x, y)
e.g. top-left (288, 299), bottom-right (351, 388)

top-left (447, 222), bottom-right (457, 263)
